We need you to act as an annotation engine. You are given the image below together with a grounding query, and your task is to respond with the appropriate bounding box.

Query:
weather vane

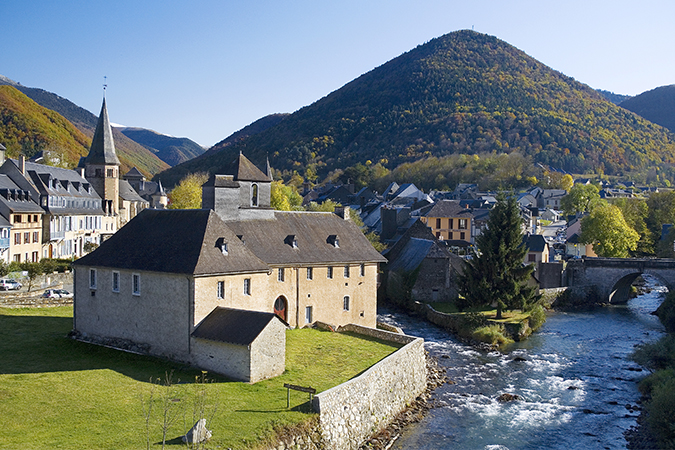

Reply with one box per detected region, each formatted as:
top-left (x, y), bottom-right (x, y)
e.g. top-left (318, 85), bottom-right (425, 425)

top-left (103, 76), bottom-right (107, 98)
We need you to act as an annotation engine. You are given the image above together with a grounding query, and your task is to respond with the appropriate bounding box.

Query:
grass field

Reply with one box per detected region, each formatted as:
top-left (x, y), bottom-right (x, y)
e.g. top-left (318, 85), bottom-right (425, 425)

top-left (0, 306), bottom-right (401, 449)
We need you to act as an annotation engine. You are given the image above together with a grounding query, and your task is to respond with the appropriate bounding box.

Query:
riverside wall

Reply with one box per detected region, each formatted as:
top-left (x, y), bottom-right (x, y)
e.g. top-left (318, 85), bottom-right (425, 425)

top-left (309, 324), bottom-right (427, 450)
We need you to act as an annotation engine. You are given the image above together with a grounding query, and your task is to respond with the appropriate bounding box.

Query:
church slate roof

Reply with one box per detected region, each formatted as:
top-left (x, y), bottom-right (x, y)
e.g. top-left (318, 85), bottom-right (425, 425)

top-left (226, 211), bottom-right (387, 266)
top-left (84, 98), bottom-right (121, 166)
top-left (74, 209), bottom-right (269, 275)
top-left (192, 307), bottom-right (285, 346)
top-left (202, 153), bottom-right (271, 183)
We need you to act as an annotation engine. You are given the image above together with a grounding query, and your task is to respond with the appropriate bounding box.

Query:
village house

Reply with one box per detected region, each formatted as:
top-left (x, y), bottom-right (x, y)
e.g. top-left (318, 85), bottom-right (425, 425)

top-left (0, 174), bottom-right (43, 263)
top-left (72, 153), bottom-right (385, 381)
top-left (418, 199), bottom-right (474, 244)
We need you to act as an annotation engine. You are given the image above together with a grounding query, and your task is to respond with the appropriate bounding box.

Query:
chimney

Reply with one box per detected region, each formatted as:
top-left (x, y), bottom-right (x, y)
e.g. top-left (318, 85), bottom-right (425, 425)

top-left (19, 155), bottom-right (25, 175)
top-left (75, 167), bottom-right (85, 177)
top-left (334, 206), bottom-right (350, 221)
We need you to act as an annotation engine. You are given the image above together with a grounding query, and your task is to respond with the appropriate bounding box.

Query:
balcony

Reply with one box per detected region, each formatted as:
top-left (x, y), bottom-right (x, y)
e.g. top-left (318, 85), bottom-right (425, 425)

top-left (48, 230), bottom-right (66, 240)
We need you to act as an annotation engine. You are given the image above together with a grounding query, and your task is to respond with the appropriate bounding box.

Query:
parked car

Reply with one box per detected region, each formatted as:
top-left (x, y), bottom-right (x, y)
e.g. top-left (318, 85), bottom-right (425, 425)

top-left (42, 289), bottom-right (73, 299)
top-left (0, 279), bottom-right (22, 291)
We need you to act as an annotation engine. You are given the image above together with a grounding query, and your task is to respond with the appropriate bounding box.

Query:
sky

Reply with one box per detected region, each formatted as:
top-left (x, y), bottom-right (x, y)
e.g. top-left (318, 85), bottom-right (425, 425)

top-left (3, 1), bottom-right (675, 148)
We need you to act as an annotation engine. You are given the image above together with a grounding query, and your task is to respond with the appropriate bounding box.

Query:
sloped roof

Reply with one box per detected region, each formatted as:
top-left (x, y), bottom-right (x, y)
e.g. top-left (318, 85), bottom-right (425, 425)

top-left (84, 98), bottom-right (120, 166)
top-left (123, 167), bottom-right (145, 180)
top-left (74, 209), bottom-right (269, 275)
top-left (226, 211), bottom-right (387, 266)
top-left (423, 200), bottom-right (473, 218)
top-left (387, 238), bottom-right (435, 272)
top-left (119, 179), bottom-right (149, 203)
top-left (525, 234), bottom-right (548, 253)
top-left (192, 307), bottom-right (285, 346)
top-left (0, 174), bottom-right (43, 213)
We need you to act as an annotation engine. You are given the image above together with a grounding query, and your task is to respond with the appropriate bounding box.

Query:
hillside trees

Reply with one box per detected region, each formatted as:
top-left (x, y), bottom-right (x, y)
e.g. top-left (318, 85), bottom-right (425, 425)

top-left (270, 180), bottom-right (303, 211)
top-left (458, 195), bottom-right (537, 319)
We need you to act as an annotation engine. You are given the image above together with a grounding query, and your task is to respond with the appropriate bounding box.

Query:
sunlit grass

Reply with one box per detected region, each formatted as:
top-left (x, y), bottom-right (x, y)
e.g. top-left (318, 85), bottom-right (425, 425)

top-left (0, 306), bottom-right (400, 449)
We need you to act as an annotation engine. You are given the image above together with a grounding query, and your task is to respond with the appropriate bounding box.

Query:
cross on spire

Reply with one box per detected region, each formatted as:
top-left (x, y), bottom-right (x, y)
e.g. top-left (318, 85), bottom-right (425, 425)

top-left (103, 76), bottom-right (107, 98)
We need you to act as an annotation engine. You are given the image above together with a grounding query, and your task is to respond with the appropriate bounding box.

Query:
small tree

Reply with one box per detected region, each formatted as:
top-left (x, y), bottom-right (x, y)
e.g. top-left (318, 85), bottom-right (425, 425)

top-left (561, 183), bottom-right (600, 216)
top-left (168, 173), bottom-right (209, 209)
top-left (580, 201), bottom-right (639, 257)
top-left (458, 194), bottom-right (538, 319)
top-left (20, 261), bottom-right (43, 292)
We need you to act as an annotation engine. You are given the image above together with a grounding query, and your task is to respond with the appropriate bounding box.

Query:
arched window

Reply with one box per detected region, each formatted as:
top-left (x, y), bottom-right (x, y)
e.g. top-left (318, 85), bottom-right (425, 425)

top-left (251, 183), bottom-right (259, 207)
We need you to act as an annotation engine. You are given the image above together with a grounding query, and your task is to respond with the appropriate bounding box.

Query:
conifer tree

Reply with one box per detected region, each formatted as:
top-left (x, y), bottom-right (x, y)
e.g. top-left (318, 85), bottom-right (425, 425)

top-left (458, 194), bottom-right (538, 318)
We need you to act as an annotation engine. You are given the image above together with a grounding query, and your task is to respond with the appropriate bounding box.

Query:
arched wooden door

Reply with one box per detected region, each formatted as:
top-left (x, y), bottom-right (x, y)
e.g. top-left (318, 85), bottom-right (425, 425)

top-left (273, 296), bottom-right (287, 322)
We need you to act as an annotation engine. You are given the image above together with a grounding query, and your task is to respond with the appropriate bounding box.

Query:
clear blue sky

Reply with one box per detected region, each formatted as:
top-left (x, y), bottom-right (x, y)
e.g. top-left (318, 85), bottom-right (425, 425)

top-left (3, 1), bottom-right (674, 148)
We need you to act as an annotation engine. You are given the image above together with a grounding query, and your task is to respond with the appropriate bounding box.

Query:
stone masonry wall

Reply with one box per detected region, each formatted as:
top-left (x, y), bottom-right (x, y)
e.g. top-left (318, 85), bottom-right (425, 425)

top-left (311, 326), bottom-right (427, 450)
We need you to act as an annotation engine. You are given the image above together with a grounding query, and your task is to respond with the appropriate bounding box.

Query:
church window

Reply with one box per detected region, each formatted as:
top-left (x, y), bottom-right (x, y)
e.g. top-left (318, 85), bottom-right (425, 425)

top-left (251, 183), bottom-right (259, 207)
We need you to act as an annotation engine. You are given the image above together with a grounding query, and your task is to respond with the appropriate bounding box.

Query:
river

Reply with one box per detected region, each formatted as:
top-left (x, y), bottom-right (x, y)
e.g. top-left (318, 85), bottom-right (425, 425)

top-left (379, 275), bottom-right (667, 450)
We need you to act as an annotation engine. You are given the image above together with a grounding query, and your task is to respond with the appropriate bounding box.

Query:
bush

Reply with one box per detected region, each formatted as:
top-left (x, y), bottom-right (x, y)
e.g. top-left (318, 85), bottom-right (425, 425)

top-left (657, 291), bottom-right (675, 333)
top-left (527, 304), bottom-right (547, 331)
top-left (471, 324), bottom-right (514, 346)
top-left (645, 376), bottom-right (675, 447)
top-left (638, 368), bottom-right (675, 396)
top-left (631, 335), bottom-right (675, 371)
top-left (456, 311), bottom-right (488, 335)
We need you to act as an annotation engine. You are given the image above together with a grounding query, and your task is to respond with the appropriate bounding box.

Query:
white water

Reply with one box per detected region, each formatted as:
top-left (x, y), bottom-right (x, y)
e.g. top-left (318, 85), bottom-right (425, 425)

top-left (380, 275), bottom-right (667, 450)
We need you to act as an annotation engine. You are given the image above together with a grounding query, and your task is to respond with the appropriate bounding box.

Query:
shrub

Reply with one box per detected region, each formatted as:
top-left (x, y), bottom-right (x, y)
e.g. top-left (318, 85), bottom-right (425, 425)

top-left (656, 291), bottom-right (675, 333)
top-left (527, 304), bottom-right (547, 331)
top-left (645, 376), bottom-right (675, 447)
top-left (471, 324), bottom-right (514, 346)
top-left (631, 335), bottom-right (675, 371)
top-left (638, 368), bottom-right (675, 396)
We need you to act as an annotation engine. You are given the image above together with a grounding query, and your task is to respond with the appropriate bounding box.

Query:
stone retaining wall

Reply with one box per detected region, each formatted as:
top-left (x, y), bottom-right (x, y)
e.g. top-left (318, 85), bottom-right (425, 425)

top-left (311, 326), bottom-right (427, 450)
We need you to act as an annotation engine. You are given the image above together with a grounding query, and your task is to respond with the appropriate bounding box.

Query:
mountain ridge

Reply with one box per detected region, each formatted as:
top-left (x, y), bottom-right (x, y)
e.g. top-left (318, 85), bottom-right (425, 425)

top-left (157, 30), bottom-right (675, 187)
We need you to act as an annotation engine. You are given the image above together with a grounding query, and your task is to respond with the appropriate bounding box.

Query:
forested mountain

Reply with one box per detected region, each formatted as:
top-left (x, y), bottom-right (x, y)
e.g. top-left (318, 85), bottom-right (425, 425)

top-left (158, 30), bottom-right (675, 188)
top-left (597, 89), bottom-right (632, 105)
top-left (118, 127), bottom-right (205, 166)
top-left (0, 85), bottom-right (90, 166)
top-left (0, 76), bottom-right (169, 177)
top-left (620, 85), bottom-right (675, 133)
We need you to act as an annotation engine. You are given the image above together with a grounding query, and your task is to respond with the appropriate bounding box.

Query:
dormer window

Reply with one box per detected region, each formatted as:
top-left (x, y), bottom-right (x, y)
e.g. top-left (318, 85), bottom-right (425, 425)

top-left (236, 234), bottom-right (246, 245)
top-left (327, 235), bottom-right (340, 248)
top-left (216, 237), bottom-right (228, 255)
top-left (251, 183), bottom-right (259, 207)
top-left (285, 234), bottom-right (298, 248)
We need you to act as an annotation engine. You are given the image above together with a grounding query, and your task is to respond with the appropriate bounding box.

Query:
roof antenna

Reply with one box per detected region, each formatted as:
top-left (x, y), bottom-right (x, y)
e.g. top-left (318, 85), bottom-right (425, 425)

top-left (103, 76), bottom-right (107, 98)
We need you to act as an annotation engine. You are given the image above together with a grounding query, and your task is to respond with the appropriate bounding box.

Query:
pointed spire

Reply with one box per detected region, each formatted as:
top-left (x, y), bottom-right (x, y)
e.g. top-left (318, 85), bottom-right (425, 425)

top-left (85, 97), bottom-right (120, 166)
top-left (266, 155), bottom-right (273, 181)
top-left (157, 180), bottom-right (166, 196)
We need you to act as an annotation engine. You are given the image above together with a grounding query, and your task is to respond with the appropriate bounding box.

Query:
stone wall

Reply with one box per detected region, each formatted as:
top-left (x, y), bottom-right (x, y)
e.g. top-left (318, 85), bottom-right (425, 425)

top-left (311, 326), bottom-right (427, 450)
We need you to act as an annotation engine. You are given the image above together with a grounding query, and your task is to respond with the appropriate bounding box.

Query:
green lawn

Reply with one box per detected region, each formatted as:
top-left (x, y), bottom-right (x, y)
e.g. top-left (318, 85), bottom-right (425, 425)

top-left (0, 307), bottom-right (401, 449)
top-left (426, 302), bottom-right (530, 324)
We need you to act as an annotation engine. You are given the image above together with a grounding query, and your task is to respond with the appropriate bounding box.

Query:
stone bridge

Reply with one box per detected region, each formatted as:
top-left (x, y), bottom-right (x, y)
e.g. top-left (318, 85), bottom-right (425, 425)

top-left (565, 257), bottom-right (675, 304)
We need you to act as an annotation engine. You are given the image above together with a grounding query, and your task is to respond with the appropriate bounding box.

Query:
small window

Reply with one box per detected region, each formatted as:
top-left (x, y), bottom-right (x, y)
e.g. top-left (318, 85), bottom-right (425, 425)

top-left (244, 278), bottom-right (251, 295)
top-left (32, 232), bottom-right (39, 243)
top-left (327, 267), bottom-right (333, 279)
top-left (31, 251), bottom-right (38, 262)
top-left (112, 271), bottom-right (120, 293)
top-left (33, 215), bottom-right (38, 222)
top-left (307, 267), bottom-right (313, 280)
top-left (14, 233), bottom-right (20, 245)
top-left (436, 218), bottom-right (441, 228)
top-left (13, 215), bottom-right (21, 223)
top-left (89, 269), bottom-right (97, 289)
top-left (132, 273), bottom-right (141, 296)
top-left (278, 268), bottom-right (285, 282)
top-left (360, 264), bottom-right (365, 277)
top-left (305, 306), bottom-right (313, 324)
top-left (251, 183), bottom-right (259, 207)
top-left (459, 219), bottom-right (467, 230)
top-left (23, 232), bottom-right (29, 244)
top-left (344, 266), bottom-right (350, 278)
top-left (449, 218), bottom-right (454, 229)
top-left (217, 281), bottom-right (224, 299)
top-left (460, 232), bottom-right (466, 240)
top-left (343, 296), bottom-right (350, 311)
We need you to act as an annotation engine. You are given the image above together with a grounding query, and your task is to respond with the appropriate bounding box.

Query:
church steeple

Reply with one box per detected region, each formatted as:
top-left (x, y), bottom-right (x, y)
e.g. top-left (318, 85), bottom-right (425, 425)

top-left (84, 96), bottom-right (120, 222)
top-left (85, 98), bottom-right (120, 166)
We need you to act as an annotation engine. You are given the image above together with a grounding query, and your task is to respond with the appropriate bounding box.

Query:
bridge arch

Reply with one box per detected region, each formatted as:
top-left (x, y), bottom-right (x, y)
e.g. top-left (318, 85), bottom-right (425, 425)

top-left (566, 258), bottom-right (675, 305)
